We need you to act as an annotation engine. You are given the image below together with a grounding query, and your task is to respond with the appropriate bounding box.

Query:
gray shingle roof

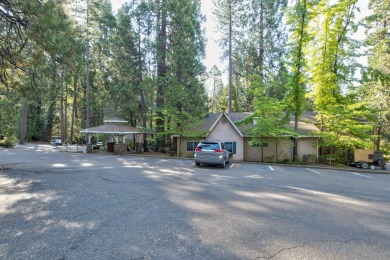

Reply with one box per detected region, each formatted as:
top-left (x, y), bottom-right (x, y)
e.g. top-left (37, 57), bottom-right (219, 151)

top-left (80, 124), bottom-right (141, 134)
top-left (103, 117), bottom-right (128, 123)
top-left (197, 112), bottom-right (320, 137)
top-left (288, 119), bottom-right (320, 135)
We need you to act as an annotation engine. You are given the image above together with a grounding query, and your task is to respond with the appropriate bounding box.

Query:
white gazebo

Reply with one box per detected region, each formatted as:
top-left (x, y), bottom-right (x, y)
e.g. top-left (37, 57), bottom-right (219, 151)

top-left (80, 117), bottom-right (143, 144)
top-left (80, 117), bottom-right (154, 154)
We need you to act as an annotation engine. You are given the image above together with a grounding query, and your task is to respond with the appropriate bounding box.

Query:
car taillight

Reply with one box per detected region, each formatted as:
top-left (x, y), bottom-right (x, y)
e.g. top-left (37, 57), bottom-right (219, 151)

top-left (195, 147), bottom-right (202, 152)
top-left (214, 149), bottom-right (223, 153)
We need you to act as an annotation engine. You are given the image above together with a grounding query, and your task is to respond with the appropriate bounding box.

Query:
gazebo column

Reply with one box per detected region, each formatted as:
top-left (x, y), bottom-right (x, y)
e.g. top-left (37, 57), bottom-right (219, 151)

top-left (113, 136), bottom-right (127, 155)
top-left (123, 134), bottom-right (126, 144)
top-left (85, 134), bottom-right (93, 153)
top-left (135, 133), bottom-right (143, 153)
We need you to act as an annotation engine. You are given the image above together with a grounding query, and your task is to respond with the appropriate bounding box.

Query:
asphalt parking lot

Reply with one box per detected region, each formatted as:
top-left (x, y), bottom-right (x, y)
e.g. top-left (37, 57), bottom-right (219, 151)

top-left (1, 144), bottom-right (390, 259)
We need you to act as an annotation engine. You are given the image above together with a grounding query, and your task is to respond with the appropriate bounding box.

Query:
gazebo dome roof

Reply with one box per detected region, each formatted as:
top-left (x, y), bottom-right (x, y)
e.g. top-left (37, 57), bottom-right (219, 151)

top-left (80, 124), bottom-right (141, 134)
top-left (103, 117), bottom-right (128, 124)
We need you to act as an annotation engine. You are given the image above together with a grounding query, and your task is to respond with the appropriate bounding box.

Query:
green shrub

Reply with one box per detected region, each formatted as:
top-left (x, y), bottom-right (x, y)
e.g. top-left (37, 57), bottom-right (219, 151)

top-left (0, 138), bottom-right (15, 148)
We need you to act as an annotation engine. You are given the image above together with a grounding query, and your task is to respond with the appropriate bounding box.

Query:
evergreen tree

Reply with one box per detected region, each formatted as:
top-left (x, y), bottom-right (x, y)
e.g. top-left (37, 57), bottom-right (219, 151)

top-left (213, 0), bottom-right (242, 112)
top-left (208, 65), bottom-right (224, 112)
top-left (163, 0), bottom-right (208, 136)
top-left (0, 0), bottom-right (28, 88)
top-left (244, 0), bottom-right (288, 94)
top-left (111, 4), bottom-right (142, 124)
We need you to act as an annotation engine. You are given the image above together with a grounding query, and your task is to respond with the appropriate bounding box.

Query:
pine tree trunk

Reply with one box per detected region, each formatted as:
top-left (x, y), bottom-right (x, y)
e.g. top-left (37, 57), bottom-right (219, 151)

top-left (70, 75), bottom-right (77, 143)
top-left (292, 0), bottom-right (307, 161)
top-left (19, 99), bottom-right (28, 145)
top-left (156, 0), bottom-right (167, 151)
top-left (60, 72), bottom-right (66, 145)
top-left (44, 67), bottom-right (58, 139)
top-left (228, 1), bottom-right (233, 113)
top-left (293, 113), bottom-right (299, 161)
top-left (136, 22), bottom-right (148, 151)
top-left (85, 5), bottom-right (91, 129)
top-left (258, 0), bottom-right (264, 80)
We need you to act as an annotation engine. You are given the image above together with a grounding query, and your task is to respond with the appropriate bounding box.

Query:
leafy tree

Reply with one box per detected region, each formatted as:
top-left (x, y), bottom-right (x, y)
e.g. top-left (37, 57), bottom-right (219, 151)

top-left (307, 0), bottom-right (375, 158)
top-left (284, 0), bottom-right (314, 160)
top-left (239, 75), bottom-right (296, 157)
top-left (361, 0), bottom-right (390, 155)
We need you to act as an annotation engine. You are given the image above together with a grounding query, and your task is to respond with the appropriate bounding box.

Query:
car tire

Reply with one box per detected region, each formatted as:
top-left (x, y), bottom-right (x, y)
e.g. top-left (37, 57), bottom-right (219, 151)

top-left (220, 158), bottom-right (226, 168)
top-left (376, 159), bottom-right (385, 166)
top-left (195, 162), bottom-right (200, 167)
top-left (360, 161), bottom-right (369, 169)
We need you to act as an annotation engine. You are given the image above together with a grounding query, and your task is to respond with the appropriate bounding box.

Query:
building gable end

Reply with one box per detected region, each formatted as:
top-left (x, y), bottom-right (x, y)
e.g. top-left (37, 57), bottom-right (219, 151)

top-left (207, 113), bottom-right (243, 138)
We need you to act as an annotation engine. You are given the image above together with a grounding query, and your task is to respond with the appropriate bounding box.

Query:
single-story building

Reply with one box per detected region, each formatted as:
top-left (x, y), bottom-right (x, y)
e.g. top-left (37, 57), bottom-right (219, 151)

top-left (174, 112), bottom-right (321, 163)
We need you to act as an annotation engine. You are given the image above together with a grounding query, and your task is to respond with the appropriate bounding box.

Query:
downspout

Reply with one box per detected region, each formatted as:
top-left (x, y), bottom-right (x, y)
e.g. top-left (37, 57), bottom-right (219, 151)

top-left (178, 137), bottom-right (181, 157)
top-left (261, 146), bottom-right (264, 162)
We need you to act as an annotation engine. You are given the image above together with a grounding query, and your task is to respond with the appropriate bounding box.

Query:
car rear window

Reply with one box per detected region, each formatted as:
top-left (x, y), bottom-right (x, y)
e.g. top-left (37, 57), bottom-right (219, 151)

top-left (198, 143), bottom-right (220, 150)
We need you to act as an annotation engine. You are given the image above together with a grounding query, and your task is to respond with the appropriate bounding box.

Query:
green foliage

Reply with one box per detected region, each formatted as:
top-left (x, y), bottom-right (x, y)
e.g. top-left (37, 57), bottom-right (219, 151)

top-left (302, 0), bottom-right (377, 156)
top-left (0, 137), bottom-right (16, 148)
top-left (285, 0), bottom-right (316, 122)
top-left (154, 0), bottom-right (208, 139)
top-left (213, 0), bottom-right (289, 111)
top-left (361, 0), bottom-right (390, 154)
top-left (208, 66), bottom-right (224, 112)
top-left (238, 75), bottom-right (297, 145)
top-left (0, 89), bottom-right (20, 137)
top-left (1, 0), bottom-right (389, 160)
top-left (214, 85), bottom-right (229, 112)
top-left (307, 0), bottom-right (360, 109)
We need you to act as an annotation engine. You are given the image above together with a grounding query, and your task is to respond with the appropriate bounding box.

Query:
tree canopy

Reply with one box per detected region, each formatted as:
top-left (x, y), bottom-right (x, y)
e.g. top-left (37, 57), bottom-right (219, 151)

top-left (0, 0), bottom-right (388, 161)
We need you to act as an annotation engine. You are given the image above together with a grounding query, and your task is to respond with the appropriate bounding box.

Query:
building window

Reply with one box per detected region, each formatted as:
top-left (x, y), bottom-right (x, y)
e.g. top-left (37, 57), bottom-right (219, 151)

top-left (225, 142), bottom-right (237, 154)
top-left (186, 141), bottom-right (199, 151)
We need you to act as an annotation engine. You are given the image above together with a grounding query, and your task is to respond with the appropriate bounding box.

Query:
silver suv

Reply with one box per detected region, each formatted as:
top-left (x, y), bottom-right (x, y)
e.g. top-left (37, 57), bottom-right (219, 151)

top-left (194, 140), bottom-right (230, 168)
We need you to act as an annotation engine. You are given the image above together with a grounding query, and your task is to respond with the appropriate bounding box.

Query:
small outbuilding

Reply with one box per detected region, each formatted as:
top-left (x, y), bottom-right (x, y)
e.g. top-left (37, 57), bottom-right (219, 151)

top-left (80, 117), bottom-right (149, 154)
